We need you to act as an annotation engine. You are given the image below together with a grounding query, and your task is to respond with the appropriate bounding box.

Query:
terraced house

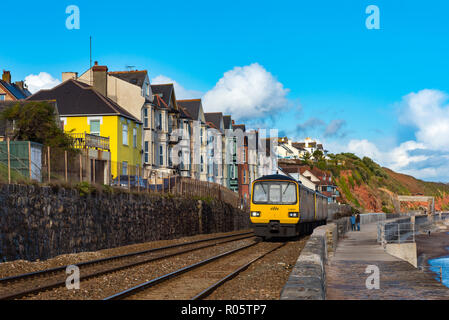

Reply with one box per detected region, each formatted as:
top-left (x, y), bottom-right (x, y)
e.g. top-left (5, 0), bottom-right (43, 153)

top-left (150, 83), bottom-right (181, 178)
top-left (177, 99), bottom-right (208, 182)
top-left (27, 79), bottom-right (142, 182)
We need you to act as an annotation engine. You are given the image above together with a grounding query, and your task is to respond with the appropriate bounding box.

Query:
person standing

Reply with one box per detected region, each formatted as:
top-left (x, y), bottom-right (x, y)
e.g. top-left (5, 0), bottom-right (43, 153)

top-left (356, 213), bottom-right (361, 231)
top-left (350, 214), bottom-right (356, 231)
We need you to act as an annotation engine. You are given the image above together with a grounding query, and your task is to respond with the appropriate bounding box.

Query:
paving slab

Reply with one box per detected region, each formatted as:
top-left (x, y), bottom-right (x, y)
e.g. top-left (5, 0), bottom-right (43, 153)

top-left (326, 222), bottom-right (449, 300)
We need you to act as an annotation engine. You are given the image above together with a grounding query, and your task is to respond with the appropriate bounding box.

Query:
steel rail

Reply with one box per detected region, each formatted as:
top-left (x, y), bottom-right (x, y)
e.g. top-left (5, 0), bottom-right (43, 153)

top-left (0, 230), bottom-right (253, 284)
top-left (0, 233), bottom-right (255, 300)
top-left (103, 240), bottom-right (261, 300)
top-left (192, 242), bottom-right (286, 300)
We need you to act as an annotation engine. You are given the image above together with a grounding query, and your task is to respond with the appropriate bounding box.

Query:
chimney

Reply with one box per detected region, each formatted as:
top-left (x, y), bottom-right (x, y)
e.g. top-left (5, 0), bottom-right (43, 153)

top-left (62, 72), bottom-right (78, 82)
top-left (92, 61), bottom-right (108, 97)
top-left (14, 81), bottom-right (24, 90)
top-left (2, 71), bottom-right (11, 84)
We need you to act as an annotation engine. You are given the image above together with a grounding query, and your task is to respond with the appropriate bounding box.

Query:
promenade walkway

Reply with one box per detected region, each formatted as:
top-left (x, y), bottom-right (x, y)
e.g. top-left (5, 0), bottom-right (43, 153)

top-left (326, 222), bottom-right (449, 300)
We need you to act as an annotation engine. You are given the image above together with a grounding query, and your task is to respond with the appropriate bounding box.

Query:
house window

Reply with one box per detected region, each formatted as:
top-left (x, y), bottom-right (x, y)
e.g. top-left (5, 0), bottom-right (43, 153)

top-left (122, 124), bottom-right (128, 145)
top-left (122, 161), bottom-right (128, 175)
top-left (201, 155), bottom-right (204, 172)
top-left (0, 94), bottom-right (5, 101)
top-left (243, 170), bottom-right (247, 184)
top-left (158, 113), bottom-right (162, 130)
top-left (230, 165), bottom-right (235, 179)
top-left (89, 120), bottom-right (100, 136)
top-left (133, 128), bottom-right (137, 148)
top-left (159, 145), bottom-right (164, 166)
top-left (143, 108), bottom-right (148, 128)
top-left (144, 141), bottom-right (149, 163)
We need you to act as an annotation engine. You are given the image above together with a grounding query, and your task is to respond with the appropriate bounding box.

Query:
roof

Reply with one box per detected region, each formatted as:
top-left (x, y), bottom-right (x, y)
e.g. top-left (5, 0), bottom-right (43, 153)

top-left (151, 84), bottom-right (174, 109)
top-left (204, 112), bottom-right (223, 131)
top-left (232, 124), bottom-right (246, 132)
top-left (177, 99), bottom-right (202, 121)
top-left (109, 70), bottom-right (148, 88)
top-left (26, 80), bottom-right (141, 123)
top-left (292, 142), bottom-right (306, 149)
top-left (254, 174), bottom-right (297, 182)
top-left (206, 121), bottom-right (218, 130)
top-left (179, 106), bottom-right (192, 119)
top-left (0, 80), bottom-right (31, 100)
top-left (223, 115), bottom-right (232, 129)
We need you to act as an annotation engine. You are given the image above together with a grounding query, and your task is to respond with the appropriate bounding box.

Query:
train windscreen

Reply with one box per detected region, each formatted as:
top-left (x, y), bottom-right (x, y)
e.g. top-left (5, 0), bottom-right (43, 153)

top-left (252, 181), bottom-right (297, 205)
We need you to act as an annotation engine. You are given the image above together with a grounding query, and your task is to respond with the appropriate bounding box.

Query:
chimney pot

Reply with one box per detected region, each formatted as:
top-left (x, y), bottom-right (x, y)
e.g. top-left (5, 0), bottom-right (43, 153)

top-left (14, 81), bottom-right (24, 90)
top-left (2, 70), bottom-right (11, 84)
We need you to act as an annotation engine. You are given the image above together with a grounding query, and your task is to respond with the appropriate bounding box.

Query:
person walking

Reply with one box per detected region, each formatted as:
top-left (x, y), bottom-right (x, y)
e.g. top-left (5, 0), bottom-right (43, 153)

top-left (350, 214), bottom-right (356, 231)
top-left (356, 213), bottom-right (361, 231)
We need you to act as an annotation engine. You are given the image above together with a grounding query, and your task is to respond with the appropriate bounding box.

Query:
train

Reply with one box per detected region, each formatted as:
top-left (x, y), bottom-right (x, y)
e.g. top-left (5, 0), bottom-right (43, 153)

top-left (249, 174), bottom-right (328, 239)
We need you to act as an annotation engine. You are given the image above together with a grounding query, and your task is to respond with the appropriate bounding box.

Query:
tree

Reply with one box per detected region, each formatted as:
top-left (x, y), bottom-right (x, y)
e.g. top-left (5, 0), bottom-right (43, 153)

top-left (312, 150), bottom-right (324, 162)
top-left (300, 151), bottom-right (312, 165)
top-left (0, 101), bottom-right (75, 150)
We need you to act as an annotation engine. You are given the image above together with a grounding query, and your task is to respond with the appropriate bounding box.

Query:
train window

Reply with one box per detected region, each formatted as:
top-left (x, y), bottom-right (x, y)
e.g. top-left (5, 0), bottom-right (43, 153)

top-left (282, 183), bottom-right (296, 203)
top-left (253, 183), bottom-right (268, 202)
top-left (269, 184), bottom-right (281, 203)
top-left (252, 181), bottom-right (297, 204)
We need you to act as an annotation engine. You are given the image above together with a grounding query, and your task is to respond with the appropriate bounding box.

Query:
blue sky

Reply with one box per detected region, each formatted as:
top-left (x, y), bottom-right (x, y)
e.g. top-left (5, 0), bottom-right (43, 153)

top-left (2, 0), bottom-right (449, 182)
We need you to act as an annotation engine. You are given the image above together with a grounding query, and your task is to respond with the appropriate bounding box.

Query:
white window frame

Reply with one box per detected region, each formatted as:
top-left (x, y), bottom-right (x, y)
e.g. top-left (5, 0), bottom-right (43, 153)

top-left (133, 127), bottom-right (137, 148)
top-left (144, 141), bottom-right (149, 163)
top-left (122, 124), bottom-right (128, 146)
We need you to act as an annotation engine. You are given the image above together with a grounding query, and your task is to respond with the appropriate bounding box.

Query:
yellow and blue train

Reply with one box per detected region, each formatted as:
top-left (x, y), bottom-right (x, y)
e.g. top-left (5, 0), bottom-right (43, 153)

top-left (250, 174), bottom-right (328, 238)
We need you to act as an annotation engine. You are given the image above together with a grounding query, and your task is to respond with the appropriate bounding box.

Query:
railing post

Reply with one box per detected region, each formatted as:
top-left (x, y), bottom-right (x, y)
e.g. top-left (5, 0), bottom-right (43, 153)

top-left (137, 166), bottom-right (140, 193)
top-left (28, 141), bottom-right (32, 181)
top-left (7, 137), bottom-right (11, 184)
top-left (47, 146), bottom-right (51, 183)
top-left (93, 159), bottom-right (96, 184)
top-left (65, 150), bottom-right (68, 183)
top-left (128, 165), bottom-right (130, 192)
top-left (79, 153), bottom-right (82, 182)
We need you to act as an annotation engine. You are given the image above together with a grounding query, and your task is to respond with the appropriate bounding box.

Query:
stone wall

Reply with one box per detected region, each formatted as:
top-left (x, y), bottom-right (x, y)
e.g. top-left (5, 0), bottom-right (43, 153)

top-left (0, 184), bottom-right (250, 262)
top-left (280, 226), bottom-right (328, 300)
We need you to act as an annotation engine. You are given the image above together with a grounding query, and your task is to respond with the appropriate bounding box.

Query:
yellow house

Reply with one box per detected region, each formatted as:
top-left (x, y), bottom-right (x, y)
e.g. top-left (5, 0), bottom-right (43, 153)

top-left (27, 79), bottom-right (142, 179)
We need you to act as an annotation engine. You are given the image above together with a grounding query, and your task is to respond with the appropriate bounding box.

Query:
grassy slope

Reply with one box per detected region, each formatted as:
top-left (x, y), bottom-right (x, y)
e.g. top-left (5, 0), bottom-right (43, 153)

top-left (315, 153), bottom-right (449, 213)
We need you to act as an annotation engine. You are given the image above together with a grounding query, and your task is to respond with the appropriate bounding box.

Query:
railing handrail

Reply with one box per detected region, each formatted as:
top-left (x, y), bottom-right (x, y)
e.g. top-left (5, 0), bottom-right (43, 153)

top-left (68, 132), bottom-right (110, 151)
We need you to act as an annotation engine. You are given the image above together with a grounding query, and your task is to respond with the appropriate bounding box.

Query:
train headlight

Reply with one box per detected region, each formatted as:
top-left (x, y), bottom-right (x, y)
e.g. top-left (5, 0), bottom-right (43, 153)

top-left (251, 211), bottom-right (261, 217)
top-left (289, 212), bottom-right (299, 218)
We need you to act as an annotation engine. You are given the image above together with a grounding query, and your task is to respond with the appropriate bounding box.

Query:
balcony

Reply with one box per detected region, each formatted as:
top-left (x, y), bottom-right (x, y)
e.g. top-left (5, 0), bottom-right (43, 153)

top-left (69, 132), bottom-right (110, 151)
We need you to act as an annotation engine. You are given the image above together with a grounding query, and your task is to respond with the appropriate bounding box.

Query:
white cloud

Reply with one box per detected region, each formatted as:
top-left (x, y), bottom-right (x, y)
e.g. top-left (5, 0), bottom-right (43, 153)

top-left (400, 89), bottom-right (449, 151)
top-left (330, 89), bottom-right (449, 182)
top-left (202, 63), bottom-right (290, 120)
top-left (151, 75), bottom-right (203, 100)
top-left (24, 72), bottom-right (60, 94)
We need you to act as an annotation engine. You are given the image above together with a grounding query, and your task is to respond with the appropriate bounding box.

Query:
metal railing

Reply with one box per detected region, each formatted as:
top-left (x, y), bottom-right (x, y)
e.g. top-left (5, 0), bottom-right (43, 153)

top-left (378, 221), bottom-right (416, 244)
top-left (69, 132), bottom-right (110, 151)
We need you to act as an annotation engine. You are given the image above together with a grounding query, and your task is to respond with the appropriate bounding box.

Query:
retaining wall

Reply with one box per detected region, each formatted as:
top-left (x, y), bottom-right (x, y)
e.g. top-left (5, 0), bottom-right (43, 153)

top-left (0, 184), bottom-right (250, 262)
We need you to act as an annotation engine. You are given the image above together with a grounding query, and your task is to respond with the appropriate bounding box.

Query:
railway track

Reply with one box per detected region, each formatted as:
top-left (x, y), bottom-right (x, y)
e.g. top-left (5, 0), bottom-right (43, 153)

top-left (0, 231), bottom-right (255, 300)
top-left (104, 241), bottom-right (286, 300)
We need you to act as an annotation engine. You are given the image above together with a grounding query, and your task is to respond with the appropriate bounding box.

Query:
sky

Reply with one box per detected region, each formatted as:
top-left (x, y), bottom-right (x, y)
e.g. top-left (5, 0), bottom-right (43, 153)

top-left (2, 0), bottom-right (449, 182)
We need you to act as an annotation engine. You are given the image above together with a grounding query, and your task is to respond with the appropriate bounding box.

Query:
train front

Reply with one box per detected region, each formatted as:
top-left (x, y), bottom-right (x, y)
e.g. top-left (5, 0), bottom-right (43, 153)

top-left (250, 174), bottom-right (300, 239)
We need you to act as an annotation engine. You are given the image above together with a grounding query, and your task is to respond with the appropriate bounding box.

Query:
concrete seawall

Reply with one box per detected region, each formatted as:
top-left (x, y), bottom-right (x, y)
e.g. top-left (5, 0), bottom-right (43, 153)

top-left (281, 213), bottom-right (386, 300)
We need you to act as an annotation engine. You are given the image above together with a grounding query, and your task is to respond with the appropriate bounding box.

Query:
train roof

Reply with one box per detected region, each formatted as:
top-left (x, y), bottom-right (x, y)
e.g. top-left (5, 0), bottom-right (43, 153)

top-left (254, 174), bottom-right (297, 182)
